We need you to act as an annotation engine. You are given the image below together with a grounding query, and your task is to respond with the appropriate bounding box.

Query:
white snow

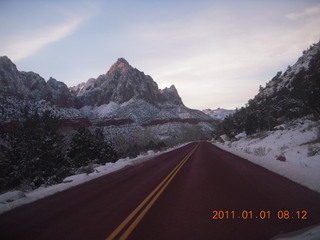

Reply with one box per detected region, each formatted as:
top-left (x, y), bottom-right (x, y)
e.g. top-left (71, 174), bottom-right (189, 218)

top-left (213, 117), bottom-right (320, 239)
top-left (202, 108), bottom-right (235, 120)
top-left (63, 173), bottom-right (88, 183)
top-left (271, 224), bottom-right (320, 240)
top-left (213, 117), bottom-right (320, 193)
top-left (0, 142), bottom-right (189, 214)
top-left (92, 101), bottom-right (120, 117)
top-left (178, 112), bottom-right (190, 119)
top-left (0, 191), bottom-right (25, 204)
top-left (235, 132), bottom-right (247, 140)
top-left (256, 42), bottom-right (320, 99)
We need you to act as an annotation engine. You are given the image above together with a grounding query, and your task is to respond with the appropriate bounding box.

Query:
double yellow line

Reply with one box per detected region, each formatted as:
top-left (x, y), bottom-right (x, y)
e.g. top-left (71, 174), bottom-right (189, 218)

top-left (106, 142), bottom-right (200, 240)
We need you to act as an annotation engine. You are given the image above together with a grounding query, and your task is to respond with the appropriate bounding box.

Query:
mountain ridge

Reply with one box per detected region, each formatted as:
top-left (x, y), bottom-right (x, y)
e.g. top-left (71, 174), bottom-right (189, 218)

top-left (255, 41), bottom-right (320, 102)
top-left (202, 108), bottom-right (235, 120)
top-left (68, 57), bottom-right (184, 107)
top-left (0, 56), bottom-right (77, 108)
top-left (0, 56), bottom-right (215, 145)
top-left (0, 56), bottom-right (185, 109)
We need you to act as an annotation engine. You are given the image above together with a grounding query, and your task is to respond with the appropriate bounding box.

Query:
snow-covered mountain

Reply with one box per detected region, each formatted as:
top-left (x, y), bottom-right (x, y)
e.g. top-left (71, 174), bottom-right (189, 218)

top-left (67, 58), bottom-right (213, 124)
top-left (0, 56), bottom-right (77, 108)
top-left (219, 40), bottom-right (320, 138)
top-left (70, 58), bottom-right (183, 107)
top-left (202, 108), bottom-right (235, 120)
top-left (215, 116), bottom-right (320, 193)
top-left (0, 56), bottom-right (215, 145)
top-left (255, 41), bottom-right (320, 104)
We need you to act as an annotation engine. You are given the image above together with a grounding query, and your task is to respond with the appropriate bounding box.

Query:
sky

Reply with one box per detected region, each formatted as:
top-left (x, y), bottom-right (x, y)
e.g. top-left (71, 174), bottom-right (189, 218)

top-left (1, 0), bottom-right (320, 110)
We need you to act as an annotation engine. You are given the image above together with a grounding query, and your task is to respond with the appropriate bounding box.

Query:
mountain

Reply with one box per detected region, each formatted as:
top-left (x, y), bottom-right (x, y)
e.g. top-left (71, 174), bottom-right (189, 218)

top-left (220, 40), bottom-right (320, 138)
top-left (0, 56), bottom-right (215, 149)
top-left (202, 108), bottom-right (235, 120)
top-left (0, 56), bottom-right (76, 108)
top-left (70, 58), bottom-right (183, 107)
top-left (255, 41), bottom-right (320, 104)
top-left (66, 58), bottom-right (211, 124)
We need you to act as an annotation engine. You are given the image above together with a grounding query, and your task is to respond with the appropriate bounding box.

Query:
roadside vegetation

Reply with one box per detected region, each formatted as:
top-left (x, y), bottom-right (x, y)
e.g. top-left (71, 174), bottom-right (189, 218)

top-left (0, 111), bottom-right (117, 193)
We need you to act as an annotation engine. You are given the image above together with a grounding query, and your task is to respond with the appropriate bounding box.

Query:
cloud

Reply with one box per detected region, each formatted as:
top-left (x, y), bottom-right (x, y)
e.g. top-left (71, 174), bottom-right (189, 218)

top-left (1, 17), bottom-right (84, 61)
top-left (286, 4), bottom-right (320, 20)
top-left (0, 1), bottom-right (99, 62)
top-left (126, 3), bottom-right (320, 109)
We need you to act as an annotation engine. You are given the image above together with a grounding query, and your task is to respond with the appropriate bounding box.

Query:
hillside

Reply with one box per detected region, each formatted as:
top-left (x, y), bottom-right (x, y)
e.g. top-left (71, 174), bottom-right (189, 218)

top-left (202, 108), bottom-right (235, 120)
top-left (0, 56), bottom-right (215, 137)
top-left (213, 41), bottom-right (320, 194)
top-left (0, 56), bottom-right (216, 157)
top-left (0, 56), bottom-right (216, 192)
top-left (214, 116), bottom-right (320, 193)
top-left (0, 57), bottom-right (213, 124)
top-left (219, 41), bottom-right (320, 138)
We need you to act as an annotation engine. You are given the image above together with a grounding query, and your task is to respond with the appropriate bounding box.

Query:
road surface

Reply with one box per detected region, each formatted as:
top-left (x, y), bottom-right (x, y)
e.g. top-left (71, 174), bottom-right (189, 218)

top-left (0, 142), bottom-right (320, 240)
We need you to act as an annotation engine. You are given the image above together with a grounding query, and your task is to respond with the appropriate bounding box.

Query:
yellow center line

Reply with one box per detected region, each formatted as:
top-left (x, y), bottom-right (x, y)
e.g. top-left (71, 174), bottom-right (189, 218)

top-left (105, 142), bottom-right (200, 240)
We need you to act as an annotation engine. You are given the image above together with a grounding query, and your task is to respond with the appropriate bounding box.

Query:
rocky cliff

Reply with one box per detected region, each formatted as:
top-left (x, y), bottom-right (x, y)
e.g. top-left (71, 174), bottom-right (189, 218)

top-left (70, 58), bottom-right (183, 107)
top-left (0, 56), bottom-right (215, 145)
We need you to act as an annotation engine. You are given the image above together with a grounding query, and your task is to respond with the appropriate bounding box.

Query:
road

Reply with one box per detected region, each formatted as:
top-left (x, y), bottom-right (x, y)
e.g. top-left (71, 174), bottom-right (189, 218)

top-left (0, 142), bottom-right (320, 240)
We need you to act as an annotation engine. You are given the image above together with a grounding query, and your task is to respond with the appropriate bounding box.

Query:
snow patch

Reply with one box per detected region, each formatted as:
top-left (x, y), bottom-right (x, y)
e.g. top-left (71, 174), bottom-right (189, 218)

top-left (235, 132), bottom-right (246, 140)
top-left (213, 117), bottom-right (320, 193)
top-left (0, 191), bottom-right (25, 204)
top-left (63, 173), bottom-right (88, 183)
top-left (271, 224), bottom-right (320, 240)
top-left (93, 102), bottom-right (120, 117)
top-left (0, 142), bottom-right (189, 214)
top-left (202, 108), bottom-right (235, 120)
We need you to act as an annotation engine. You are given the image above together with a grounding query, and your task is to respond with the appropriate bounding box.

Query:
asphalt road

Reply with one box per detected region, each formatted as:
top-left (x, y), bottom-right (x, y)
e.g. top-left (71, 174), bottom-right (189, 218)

top-left (1, 142), bottom-right (320, 240)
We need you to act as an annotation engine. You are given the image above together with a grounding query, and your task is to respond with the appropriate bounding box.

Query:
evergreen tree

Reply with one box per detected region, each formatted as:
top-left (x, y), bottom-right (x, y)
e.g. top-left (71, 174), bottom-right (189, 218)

top-left (67, 127), bottom-right (117, 168)
top-left (67, 128), bottom-right (94, 168)
top-left (0, 111), bottom-right (68, 191)
top-left (93, 128), bottom-right (117, 164)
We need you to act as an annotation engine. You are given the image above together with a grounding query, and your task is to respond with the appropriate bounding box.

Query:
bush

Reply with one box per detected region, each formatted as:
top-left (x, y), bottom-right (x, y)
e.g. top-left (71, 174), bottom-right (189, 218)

top-left (67, 127), bottom-right (117, 168)
top-left (0, 111), bottom-right (69, 191)
top-left (254, 147), bottom-right (267, 156)
top-left (308, 144), bottom-right (320, 157)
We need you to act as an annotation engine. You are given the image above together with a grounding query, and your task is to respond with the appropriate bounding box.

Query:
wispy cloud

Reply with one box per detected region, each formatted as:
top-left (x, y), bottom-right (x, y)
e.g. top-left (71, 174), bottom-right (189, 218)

top-left (1, 17), bottom-right (83, 61)
top-left (0, 1), bottom-right (99, 61)
top-left (127, 3), bottom-right (320, 109)
top-left (1, 0), bottom-right (319, 110)
top-left (286, 4), bottom-right (320, 20)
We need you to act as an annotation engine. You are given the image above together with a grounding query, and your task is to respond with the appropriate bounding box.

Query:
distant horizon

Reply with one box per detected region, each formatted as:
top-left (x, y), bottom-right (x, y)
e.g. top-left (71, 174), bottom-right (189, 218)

top-left (1, 0), bottom-right (320, 110)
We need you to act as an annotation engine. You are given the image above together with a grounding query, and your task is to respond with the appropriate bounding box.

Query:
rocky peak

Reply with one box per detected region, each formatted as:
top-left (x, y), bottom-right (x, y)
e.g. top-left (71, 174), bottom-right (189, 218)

top-left (106, 58), bottom-right (131, 76)
top-left (160, 85), bottom-right (183, 105)
top-left (114, 57), bottom-right (129, 68)
top-left (0, 56), bottom-right (185, 110)
top-left (46, 77), bottom-right (76, 107)
top-left (0, 56), bottom-right (76, 107)
top-left (0, 56), bottom-right (29, 98)
top-left (75, 58), bottom-right (184, 107)
top-left (47, 77), bottom-right (71, 93)
top-left (0, 56), bottom-right (18, 73)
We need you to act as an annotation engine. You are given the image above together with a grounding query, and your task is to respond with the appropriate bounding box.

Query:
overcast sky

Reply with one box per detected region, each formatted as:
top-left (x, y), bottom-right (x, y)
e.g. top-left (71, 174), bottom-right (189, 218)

top-left (1, 0), bottom-right (320, 110)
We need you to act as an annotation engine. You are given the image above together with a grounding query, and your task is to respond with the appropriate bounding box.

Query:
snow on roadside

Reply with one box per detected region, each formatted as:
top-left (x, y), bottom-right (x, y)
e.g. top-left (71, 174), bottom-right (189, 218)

top-left (213, 118), bottom-right (320, 239)
top-left (271, 224), bottom-right (320, 240)
top-left (0, 191), bottom-right (25, 204)
top-left (0, 143), bottom-right (189, 214)
top-left (213, 117), bottom-right (320, 193)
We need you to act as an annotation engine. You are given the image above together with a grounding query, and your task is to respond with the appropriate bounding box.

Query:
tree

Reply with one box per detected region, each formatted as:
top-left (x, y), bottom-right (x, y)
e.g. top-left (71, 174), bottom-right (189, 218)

top-left (67, 128), bottom-right (94, 168)
top-left (67, 127), bottom-right (117, 168)
top-left (93, 128), bottom-right (117, 164)
top-left (0, 111), bottom-right (67, 191)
